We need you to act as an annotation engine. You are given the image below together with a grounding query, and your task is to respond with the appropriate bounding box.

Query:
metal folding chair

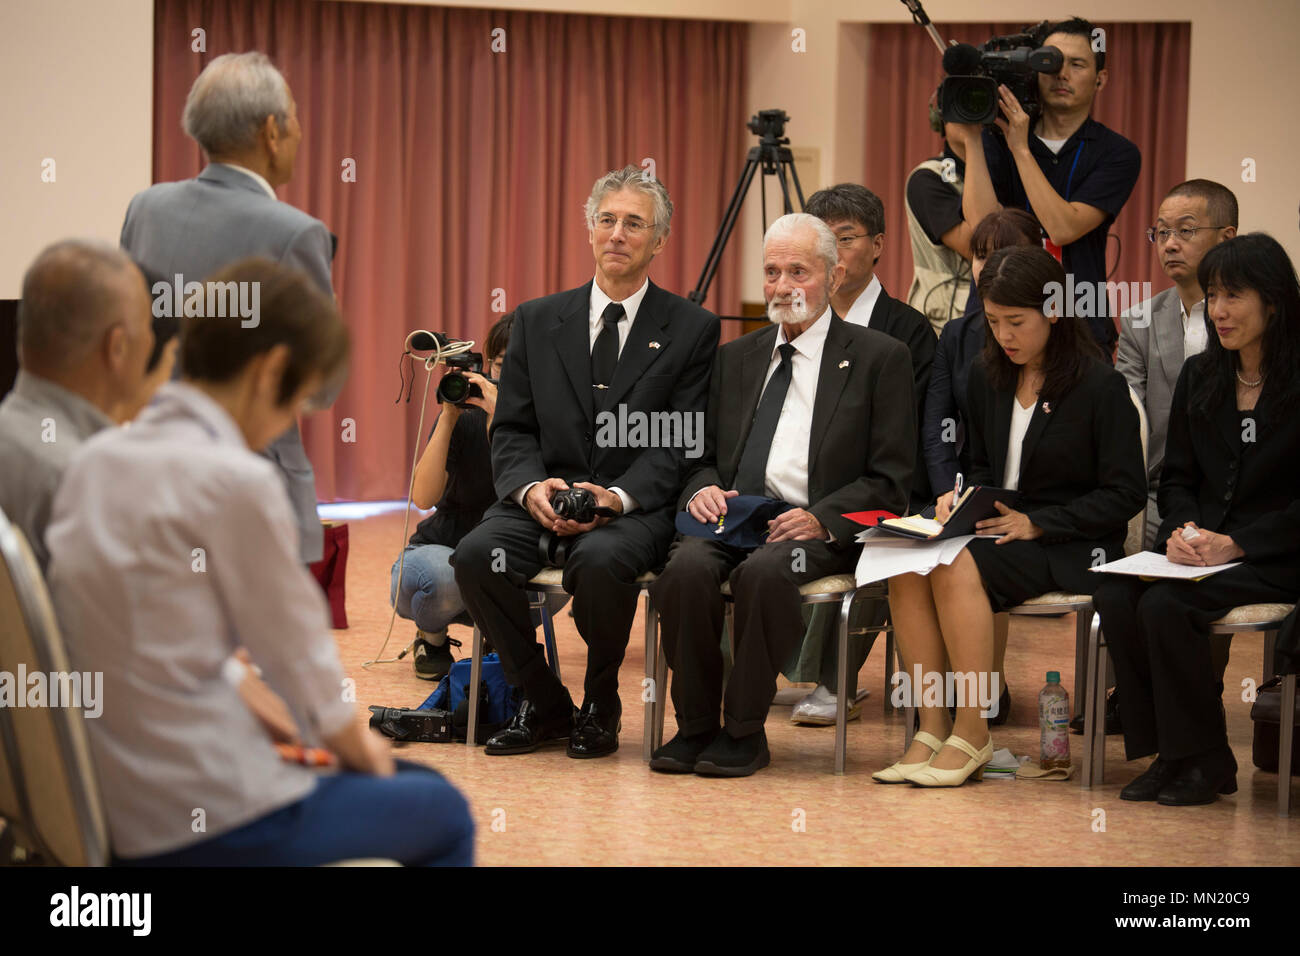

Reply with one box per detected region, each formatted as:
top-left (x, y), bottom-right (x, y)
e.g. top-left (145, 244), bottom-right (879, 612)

top-left (1082, 602), bottom-right (1297, 815)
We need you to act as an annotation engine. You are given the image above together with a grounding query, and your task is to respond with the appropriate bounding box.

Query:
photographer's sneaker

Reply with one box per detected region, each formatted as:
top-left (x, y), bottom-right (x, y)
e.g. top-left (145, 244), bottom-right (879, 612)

top-left (790, 684), bottom-right (863, 725)
top-left (413, 633), bottom-right (459, 681)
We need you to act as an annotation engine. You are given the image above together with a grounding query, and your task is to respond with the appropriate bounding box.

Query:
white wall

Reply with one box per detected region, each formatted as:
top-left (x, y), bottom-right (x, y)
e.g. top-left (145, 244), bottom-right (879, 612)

top-left (0, 0), bottom-right (154, 298)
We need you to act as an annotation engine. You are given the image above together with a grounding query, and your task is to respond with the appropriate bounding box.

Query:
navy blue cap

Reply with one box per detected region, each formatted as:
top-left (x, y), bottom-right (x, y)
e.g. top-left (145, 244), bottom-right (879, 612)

top-left (675, 495), bottom-right (794, 549)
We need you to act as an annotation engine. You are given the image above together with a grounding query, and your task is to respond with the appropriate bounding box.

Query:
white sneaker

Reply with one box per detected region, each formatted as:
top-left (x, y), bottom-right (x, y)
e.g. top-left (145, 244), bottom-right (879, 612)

top-left (790, 684), bottom-right (864, 725)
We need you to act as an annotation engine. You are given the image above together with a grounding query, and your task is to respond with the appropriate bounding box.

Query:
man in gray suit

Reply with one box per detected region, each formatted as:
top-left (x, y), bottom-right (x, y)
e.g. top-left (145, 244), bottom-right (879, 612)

top-left (1117, 180), bottom-right (1237, 549)
top-left (120, 51), bottom-right (336, 562)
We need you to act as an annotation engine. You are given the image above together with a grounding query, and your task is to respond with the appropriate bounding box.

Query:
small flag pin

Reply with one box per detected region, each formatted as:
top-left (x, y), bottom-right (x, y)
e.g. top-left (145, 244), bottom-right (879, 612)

top-left (838, 360), bottom-right (849, 369)
top-left (649, 341), bottom-right (662, 349)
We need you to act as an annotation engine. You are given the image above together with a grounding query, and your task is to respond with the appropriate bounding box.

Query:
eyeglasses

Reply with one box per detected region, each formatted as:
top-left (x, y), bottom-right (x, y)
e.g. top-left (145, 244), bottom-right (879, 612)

top-left (1146, 225), bottom-right (1227, 244)
top-left (592, 213), bottom-right (653, 236)
top-left (836, 233), bottom-right (873, 248)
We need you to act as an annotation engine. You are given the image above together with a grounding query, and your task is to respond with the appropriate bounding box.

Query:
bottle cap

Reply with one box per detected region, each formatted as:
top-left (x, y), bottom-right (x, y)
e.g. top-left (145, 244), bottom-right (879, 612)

top-left (1046, 671), bottom-right (1060, 683)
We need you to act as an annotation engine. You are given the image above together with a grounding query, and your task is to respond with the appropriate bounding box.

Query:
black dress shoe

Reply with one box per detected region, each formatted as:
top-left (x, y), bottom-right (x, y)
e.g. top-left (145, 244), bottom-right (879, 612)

top-left (484, 697), bottom-right (575, 755)
top-left (694, 728), bottom-right (771, 777)
top-left (568, 700), bottom-right (621, 759)
top-left (649, 728), bottom-right (719, 773)
top-left (1157, 747), bottom-right (1237, 806)
top-left (1119, 755), bottom-right (1182, 801)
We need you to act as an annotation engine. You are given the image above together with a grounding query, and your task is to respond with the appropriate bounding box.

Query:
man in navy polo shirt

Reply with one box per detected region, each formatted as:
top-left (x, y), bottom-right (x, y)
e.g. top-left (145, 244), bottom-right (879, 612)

top-left (954, 15), bottom-right (1140, 359)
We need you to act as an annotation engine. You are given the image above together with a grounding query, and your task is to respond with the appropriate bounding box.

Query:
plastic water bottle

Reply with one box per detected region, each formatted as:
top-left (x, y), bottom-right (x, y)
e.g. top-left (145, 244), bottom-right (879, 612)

top-left (1038, 671), bottom-right (1071, 770)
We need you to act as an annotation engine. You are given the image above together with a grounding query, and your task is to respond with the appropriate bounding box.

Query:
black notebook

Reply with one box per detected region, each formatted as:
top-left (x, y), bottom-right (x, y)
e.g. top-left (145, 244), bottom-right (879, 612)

top-left (877, 486), bottom-right (1021, 540)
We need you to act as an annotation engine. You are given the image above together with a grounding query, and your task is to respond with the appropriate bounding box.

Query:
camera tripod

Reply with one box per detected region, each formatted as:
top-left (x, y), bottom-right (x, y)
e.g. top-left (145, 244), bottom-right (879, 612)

top-left (688, 109), bottom-right (807, 307)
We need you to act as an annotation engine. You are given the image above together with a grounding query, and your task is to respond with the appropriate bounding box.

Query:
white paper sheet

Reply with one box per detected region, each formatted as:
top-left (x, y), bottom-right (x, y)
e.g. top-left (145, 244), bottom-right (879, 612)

top-left (854, 533), bottom-right (977, 586)
top-left (1088, 550), bottom-right (1241, 581)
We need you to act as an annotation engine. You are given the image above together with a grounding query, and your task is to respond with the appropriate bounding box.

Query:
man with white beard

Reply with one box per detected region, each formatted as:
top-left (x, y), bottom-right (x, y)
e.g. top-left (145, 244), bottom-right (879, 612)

top-left (647, 214), bottom-right (916, 777)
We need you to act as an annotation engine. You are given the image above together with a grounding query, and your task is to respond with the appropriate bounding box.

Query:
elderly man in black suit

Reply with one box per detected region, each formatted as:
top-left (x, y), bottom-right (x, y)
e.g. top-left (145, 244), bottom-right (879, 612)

top-left (452, 166), bottom-right (719, 760)
top-left (647, 213), bottom-right (916, 777)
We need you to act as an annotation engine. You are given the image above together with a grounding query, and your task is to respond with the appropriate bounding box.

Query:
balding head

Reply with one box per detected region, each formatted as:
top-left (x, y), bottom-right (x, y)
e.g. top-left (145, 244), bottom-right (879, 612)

top-left (18, 240), bottom-right (155, 421)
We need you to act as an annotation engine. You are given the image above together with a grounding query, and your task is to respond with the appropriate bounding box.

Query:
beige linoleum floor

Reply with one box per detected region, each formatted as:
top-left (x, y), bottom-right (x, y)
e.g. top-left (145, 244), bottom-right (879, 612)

top-left (337, 509), bottom-right (1299, 866)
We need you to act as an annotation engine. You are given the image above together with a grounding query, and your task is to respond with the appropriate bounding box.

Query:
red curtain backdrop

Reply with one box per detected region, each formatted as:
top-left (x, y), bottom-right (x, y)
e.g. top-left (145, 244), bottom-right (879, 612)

top-left (865, 21), bottom-right (1190, 306)
top-left (153, 0), bottom-right (748, 502)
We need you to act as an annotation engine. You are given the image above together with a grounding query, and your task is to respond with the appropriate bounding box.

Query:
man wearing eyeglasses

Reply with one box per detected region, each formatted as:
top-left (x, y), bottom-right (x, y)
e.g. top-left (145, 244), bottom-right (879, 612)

top-left (452, 166), bottom-right (719, 760)
top-left (1117, 179), bottom-right (1238, 549)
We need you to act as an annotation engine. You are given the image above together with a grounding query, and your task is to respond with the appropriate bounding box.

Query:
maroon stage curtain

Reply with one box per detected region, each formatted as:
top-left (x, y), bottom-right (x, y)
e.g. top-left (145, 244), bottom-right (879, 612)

top-left (865, 21), bottom-right (1190, 311)
top-left (153, 0), bottom-right (748, 502)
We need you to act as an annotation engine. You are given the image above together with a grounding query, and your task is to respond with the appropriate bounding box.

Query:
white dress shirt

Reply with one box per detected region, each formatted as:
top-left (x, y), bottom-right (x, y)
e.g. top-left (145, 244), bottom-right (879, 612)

top-left (1181, 298), bottom-right (1208, 360)
top-left (512, 278), bottom-right (649, 515)
top-left (211, 161), bottom-right (278, 200)
top-left (840, 274), bottom-right (883, 329)
top-left (1002, 398), bottom-right (1035, 490)
top-left (45, 382), bottom-right (354, 858)
top-left (754, 308), bottom-right (831, 508)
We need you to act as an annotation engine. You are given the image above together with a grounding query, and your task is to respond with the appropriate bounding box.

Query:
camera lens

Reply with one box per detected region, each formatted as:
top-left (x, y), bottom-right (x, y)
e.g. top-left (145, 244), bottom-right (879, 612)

top-left (438, 372), bottom-right (469, 404)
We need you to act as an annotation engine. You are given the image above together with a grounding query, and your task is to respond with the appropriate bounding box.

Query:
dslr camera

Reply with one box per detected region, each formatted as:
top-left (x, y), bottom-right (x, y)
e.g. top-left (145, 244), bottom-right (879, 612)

top-left (551, 487), bottom-right (599, 524)
top-left (939, 22), bottom-right (1063, 125)
top-left (436, 349), bottom-right (489, 407)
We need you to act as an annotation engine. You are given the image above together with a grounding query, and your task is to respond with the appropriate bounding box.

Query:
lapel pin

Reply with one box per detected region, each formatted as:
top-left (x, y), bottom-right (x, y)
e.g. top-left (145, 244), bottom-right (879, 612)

top-left (649, 341), bottom-right (661, 349)
top-left (838, 360), bottom-right (849, 369)
top-left (1041, 401), bottom-right (1052, 414)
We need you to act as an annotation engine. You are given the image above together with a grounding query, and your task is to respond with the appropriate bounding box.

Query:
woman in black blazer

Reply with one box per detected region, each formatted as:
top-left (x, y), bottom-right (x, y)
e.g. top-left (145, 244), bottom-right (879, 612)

top-left (1094, 232), bottom-right (1300, 806)
top-left (922, 208), bottom-right (1043, 494)
top-left (877, 245), bottom-right (1146, 787)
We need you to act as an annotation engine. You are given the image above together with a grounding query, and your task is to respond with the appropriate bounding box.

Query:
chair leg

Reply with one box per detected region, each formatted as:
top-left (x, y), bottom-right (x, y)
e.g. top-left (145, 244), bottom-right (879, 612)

top-left (642, 591), bottom-right (656, 762)
top-left (538, 592), bottom-right (561, 682)
top-left (1082, 612), bottom-right (1106, 788)
top-left (1279, 672), bottom-right (1296, 817)
top-left (835, 592), bottom-right (854, 775)
top-left (884, 622), bottom-right (896, 716)
top-left (466, 625), bottom-right (484, 747)
top-left (1263, 629), bottom-right (1279, 681)
top-left (1073, 603), bottom-right (1093, 708)
top-left (654, 642), bottom-right (667, 752)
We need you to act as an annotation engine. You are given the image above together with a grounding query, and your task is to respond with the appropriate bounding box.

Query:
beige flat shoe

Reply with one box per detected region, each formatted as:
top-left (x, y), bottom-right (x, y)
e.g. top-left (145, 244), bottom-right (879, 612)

top-left (871, 730), bottom-right (945, 783)
top-left (907, 733), bottom-right (994, 787)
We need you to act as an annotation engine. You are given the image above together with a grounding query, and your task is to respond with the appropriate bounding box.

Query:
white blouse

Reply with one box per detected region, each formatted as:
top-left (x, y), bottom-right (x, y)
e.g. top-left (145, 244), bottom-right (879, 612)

top-left (1002, 398), bottom-right (1036, 490)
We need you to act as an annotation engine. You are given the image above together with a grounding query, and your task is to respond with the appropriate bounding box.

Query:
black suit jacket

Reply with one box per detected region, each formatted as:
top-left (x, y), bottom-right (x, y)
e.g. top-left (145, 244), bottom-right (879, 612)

top-left (490, 280), bottom-right (719, 516)
top-left (680, 313), bottom-right (915, 546)
top-left (1157, 359), bottom-right (1300, 591)
top-left (966, 356), bottom-right (1146, 592)
top-left (861, 289), bottom-right (936, 508)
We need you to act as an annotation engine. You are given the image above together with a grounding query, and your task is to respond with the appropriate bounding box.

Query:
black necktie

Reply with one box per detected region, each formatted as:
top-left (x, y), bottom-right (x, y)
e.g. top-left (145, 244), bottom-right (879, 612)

top-left (734, 343), bottom-right (795, 496)
top-left (591, 302), bottom-right (625, 404)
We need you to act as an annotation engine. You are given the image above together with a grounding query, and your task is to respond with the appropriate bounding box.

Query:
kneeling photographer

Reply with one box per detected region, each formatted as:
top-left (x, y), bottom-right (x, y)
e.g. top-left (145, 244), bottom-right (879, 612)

top-left (391, 312), bottom-right (567, 679)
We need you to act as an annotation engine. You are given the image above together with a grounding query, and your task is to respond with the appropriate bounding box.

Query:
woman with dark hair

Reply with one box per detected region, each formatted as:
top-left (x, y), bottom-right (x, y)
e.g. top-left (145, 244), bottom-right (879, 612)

top-left (392, 312), bottom-right (521, 678)
top-left (921, 208), bottom-right (1043, 724)
top-left (875, 244), bottom-right (1146, 787)
top-left (1094, 232), bottom-right (1300, 806)
top-left (923, 208), bottom-right (1043, 500)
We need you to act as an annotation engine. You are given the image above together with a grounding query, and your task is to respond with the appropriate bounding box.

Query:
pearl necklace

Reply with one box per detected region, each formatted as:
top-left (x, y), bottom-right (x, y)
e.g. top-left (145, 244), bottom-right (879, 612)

top-left (1236, 369), bottom-right (1263, 388)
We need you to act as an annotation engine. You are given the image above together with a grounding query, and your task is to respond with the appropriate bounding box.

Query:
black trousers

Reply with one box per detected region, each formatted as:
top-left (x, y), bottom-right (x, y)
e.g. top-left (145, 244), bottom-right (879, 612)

top-left (649, 535), bottom-right (856, 738)
top-left (451, 503), bottom-right (671, 713)
top-left (1093, 565), bottom-right (1294, 762)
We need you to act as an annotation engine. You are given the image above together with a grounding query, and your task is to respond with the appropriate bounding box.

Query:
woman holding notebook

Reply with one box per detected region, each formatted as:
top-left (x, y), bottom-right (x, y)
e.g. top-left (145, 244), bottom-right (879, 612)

top-left (1093, 233), bottom-right (1300, 806)
top-left (875, 245), bottom-right (1146, 787)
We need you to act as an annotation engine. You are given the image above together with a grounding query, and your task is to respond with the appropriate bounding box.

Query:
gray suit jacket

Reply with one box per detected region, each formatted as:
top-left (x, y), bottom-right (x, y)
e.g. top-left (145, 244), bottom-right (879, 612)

top-left (1117, 285), bottom-right (1189, 487)
top-left (121, 163), bottom-right (336, 563)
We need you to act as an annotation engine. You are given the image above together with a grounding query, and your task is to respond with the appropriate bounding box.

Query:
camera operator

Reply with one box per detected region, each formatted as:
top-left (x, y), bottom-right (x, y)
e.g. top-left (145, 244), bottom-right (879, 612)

top-left (392, 312), bottom-right (570, 679)
top-left (954, 16), bottom-right (1140, 359)
top-left (905, 99), bottom-right (975, 333)
top-left (451, 166), bottom-right (719, 760)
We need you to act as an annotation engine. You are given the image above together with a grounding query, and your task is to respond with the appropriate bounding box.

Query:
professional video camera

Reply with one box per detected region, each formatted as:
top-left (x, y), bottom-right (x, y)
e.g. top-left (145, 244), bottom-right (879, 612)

top-left (938, 23), bottom-right (1063, 126)
top-left (405, 330), bottom-right (492, 407)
